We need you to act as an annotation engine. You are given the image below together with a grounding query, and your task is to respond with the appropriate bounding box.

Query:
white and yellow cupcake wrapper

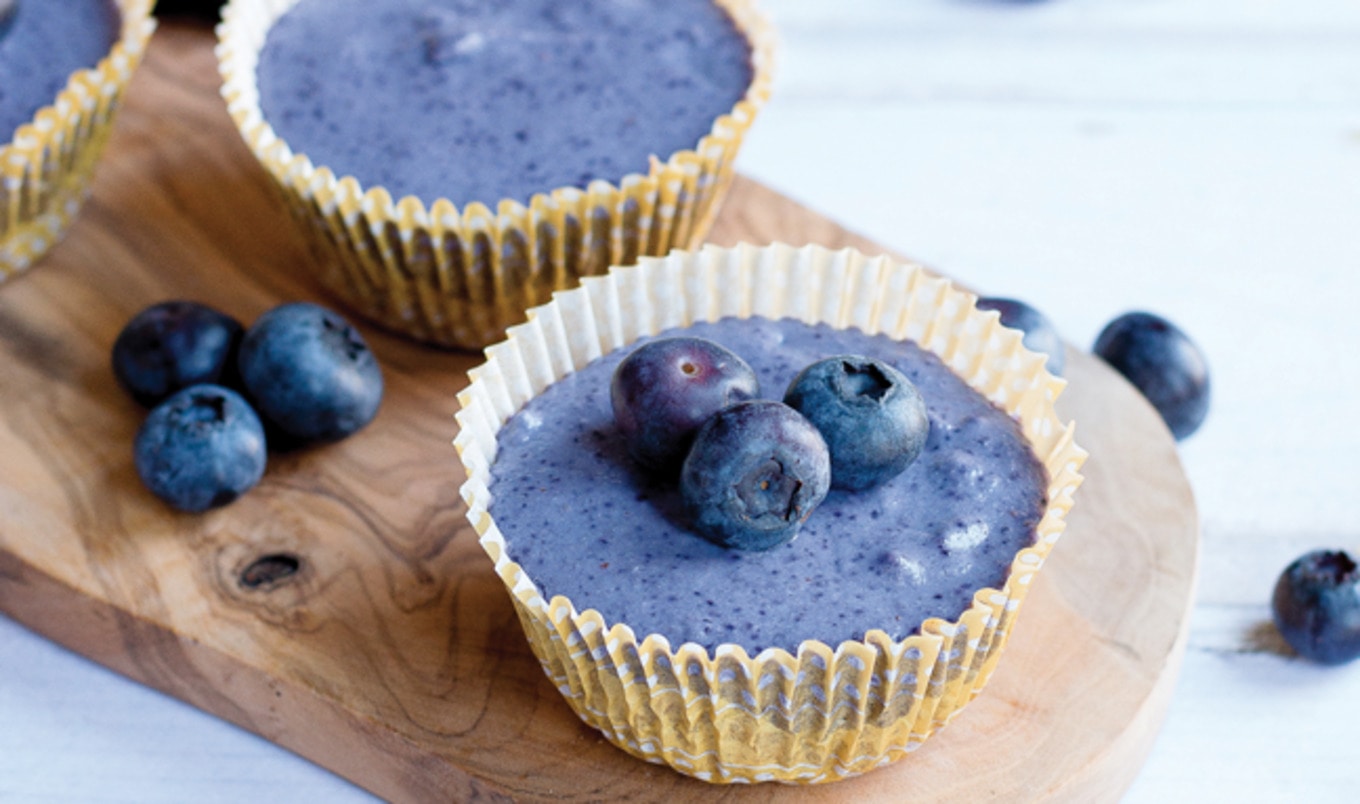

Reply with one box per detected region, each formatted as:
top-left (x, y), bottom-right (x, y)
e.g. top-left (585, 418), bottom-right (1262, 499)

top-left (0, 0), bottom-right (155, 279)
top-left (216, 0), bottom-right (775, 350)
top-left (455, 243), bottom-right (1088, 784)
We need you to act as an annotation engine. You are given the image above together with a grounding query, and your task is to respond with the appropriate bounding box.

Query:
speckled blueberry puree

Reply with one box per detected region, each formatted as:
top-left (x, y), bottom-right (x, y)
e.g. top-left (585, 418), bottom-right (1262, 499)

top-left (256, 0), bottom-right (752, 207)
top-left (490, 317), bottom-right (1049, 654)
top-left (0, 0), bottom-right (121, 139)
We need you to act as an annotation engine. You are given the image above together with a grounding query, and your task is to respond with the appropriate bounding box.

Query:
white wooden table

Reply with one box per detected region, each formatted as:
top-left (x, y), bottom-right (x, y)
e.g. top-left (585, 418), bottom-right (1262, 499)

top-left (4, 0), bottom-right (1359, 799)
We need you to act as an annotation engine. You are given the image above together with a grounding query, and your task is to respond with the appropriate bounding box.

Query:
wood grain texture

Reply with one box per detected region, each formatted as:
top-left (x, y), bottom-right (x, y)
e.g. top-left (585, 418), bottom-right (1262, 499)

top-left (0, 22), bottom-right (1198, 803)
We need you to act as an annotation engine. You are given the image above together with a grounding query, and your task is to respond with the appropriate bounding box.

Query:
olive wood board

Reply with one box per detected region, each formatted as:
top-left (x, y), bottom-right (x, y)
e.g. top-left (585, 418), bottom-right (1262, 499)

top-left (0, 20), bottom-right (1199, 803)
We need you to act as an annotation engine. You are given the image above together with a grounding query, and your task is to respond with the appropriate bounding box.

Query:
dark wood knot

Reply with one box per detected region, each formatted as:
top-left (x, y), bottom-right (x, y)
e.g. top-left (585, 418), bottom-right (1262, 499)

top-left (238, 553), bottom-right (302, 590)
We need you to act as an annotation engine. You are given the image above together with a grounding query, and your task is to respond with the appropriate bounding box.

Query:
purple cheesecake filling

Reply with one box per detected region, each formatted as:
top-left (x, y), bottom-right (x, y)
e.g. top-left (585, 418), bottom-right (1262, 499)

top-left (0, 0), bottom-right (121, 139)
top-left (489, 317), bottom-right (1049, 654)
top-left (256, 0), bottom-right (753, 207)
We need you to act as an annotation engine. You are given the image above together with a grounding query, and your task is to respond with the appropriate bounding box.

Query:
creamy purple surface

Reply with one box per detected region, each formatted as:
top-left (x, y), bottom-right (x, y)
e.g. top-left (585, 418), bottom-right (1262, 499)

top-left (490, 317), bottom-right (1048, 654)
top-left (0, 0), bottom-right (120, 139)
top-left (256, 0), bottom-right (752, 207)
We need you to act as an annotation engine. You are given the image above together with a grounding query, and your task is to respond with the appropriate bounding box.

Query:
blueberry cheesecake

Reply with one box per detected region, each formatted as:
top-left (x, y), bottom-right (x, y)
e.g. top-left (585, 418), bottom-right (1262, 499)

top-left (1, 0), bottom-right (155, 277)
top-left (455, 244), bottom-right (1087, 783)
top-left (0, 0), bottom-right (120, 138)
top-left (217, 0), bottom-right (774, 349)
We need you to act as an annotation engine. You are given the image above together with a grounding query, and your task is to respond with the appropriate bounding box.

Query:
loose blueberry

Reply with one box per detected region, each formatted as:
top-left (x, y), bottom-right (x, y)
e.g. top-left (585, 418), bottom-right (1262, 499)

top-left (680, 400), bottom-right (831, 551)
top-left (1271, 550), bottom-right (1360, 666)
top-left (975, 296), bottom-right (1066, 377)
top-left (611, 336), bottom-right (759, 473)
top-left (111, 301), bottom-right (245, 407)
top-left (1093, 311), bottom-right (1210, 440)
top-left (237, 302), bottom-right (383, 445)
top-left (783, 355), bottom-right (929, 491)
top-left (134, 384), bottom-right (266, 513)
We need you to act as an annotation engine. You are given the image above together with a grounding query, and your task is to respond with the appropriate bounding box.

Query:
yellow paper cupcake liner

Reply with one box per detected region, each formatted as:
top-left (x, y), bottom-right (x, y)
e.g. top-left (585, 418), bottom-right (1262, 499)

top-left (455, 243), bottom-right (1088, 784)
top-left (216, 0), bottom-right (775, 350)
top-left (0, 0), bottom-right (156, 279)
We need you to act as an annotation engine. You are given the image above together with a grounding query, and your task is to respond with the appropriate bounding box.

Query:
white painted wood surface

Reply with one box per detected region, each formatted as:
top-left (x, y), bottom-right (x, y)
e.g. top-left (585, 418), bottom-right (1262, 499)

top-left (3, 0), bottom-right (1359, 799)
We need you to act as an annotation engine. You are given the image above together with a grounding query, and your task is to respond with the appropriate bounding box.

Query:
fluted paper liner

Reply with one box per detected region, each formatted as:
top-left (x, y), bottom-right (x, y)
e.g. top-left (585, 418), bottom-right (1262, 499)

top-left (1, 0), bottom-right (155, 279)
top-left (216, 0), bottom-right (774, 350)
top-left (454, 243), bottom-right (1088, 783)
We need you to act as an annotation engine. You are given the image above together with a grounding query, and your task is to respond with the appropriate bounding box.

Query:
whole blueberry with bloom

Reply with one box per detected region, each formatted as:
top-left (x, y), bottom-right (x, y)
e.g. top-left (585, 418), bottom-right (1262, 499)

top-left (1272, 550), bottom-right (1360, 666)
top-left (610, 336), bottom-right (759, 474)
top-left (134, 384), bottom-right (266, 512)
top-left (112, 300), bottom-right (244, 407)
top-left (783, 355), bottom-right (929, 491)
top-left (1093, 311), bottom-right (1209, 440)
top-left (680, 400), bottom-right (831, 551)
top-left (237, 302), bottom-right (383, 446)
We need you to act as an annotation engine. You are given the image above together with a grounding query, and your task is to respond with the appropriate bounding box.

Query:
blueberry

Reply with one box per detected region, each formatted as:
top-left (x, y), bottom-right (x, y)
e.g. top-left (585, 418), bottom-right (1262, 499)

top-left (1093, 311), bottom-right (1210, 440)
top-left (111, 301), bottom-right (245, 407)
top-left (1271, 550), bottom-right (1360, 665)
top-left (783, 355), bottom-right (929, 491)
top-left (975, 296), bottom-right (1066, 377)
top-left (237, 302), bottom-right (383, 445)
top-left (611, 336), bottom-right (759, 473)
top-left (680, 400), bottom-right (831, 551)
top-left (134, 384), bottom-right (266, 512)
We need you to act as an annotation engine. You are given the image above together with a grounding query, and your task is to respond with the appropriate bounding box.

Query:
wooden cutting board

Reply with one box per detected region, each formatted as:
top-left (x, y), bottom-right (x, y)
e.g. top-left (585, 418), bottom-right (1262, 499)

top-left (0, 21), bottom-right (1198, 803)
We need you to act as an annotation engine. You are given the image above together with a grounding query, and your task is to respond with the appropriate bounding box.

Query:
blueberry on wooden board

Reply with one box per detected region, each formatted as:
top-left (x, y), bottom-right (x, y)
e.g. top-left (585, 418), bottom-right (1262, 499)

top-left (237, 302), bottom-right (383, 445)
top-left (111, 300), bottom-right (245, 407)
top-left (1093, 311), bottom-right (1209, 440)
top-left (1272, 550), bottom-right (1360, 666)
top-left (680, 400), bottom-right (830, 551)
top-left (611, 336), bottom-right (759, 474)
top-left (784, 355), bottom-right (929, 491)
top-left (134, 384), bottom-right (266, 512)
top-left (976, 296), bottom-right (1066, 377)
